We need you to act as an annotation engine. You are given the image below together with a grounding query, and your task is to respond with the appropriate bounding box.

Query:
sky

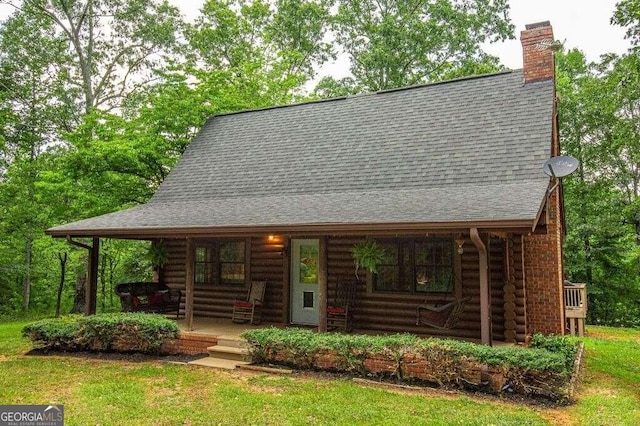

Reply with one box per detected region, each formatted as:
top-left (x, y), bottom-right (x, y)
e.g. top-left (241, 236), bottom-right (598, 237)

top-left (0, 0), bottom-right (632, 78)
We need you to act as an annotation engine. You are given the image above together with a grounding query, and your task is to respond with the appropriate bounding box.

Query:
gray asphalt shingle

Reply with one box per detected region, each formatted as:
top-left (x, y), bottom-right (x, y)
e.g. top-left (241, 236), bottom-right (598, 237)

top-left (49, 70), bottom-right (554, 235)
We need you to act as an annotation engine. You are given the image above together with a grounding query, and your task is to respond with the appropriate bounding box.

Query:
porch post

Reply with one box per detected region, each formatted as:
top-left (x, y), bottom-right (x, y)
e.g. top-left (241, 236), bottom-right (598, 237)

top-left (318, 236), bottom-right (328, 332)
top-left (85, 237), bottom-right (99, 315)
top-left (185, 238), bottom-right (195, 331)
top-left (470, 228), bottom-right (491, 345)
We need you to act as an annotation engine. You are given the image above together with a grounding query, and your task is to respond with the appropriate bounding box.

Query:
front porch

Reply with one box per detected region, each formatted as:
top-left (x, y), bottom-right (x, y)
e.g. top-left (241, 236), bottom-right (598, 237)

top-left (174, 317), bottom-right (514, 348)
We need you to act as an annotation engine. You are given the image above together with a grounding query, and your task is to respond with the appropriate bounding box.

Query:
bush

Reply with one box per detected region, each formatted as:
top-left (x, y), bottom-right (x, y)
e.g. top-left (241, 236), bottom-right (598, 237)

top-left (22, 313), bottom-right (179, 354)
top-left (21, 315), bottom-right (82, 350)
top-left (530, 333), bottom-right (578, 370)
top-left (242, 327), bottom-right (581, 401)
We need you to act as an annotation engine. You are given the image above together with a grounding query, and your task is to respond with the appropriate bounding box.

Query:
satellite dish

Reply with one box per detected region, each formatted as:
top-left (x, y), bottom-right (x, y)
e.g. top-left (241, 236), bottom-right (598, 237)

top-left (542, 156), bottom-right (579, 178)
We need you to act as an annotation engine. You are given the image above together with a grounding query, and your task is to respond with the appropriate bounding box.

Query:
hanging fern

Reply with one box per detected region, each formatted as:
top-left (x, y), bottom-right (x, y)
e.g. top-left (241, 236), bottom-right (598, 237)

top-left (351, 239), bottom-right (387, 279)
top-left (146, 239), bottom-right (168, 269)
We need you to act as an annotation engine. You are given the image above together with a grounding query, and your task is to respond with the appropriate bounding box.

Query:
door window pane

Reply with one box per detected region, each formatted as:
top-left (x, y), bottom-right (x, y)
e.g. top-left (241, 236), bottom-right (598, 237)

top-left (299, 244), bottom-right (318, 284)
top-left (303, 291), bottom-right (314, 308)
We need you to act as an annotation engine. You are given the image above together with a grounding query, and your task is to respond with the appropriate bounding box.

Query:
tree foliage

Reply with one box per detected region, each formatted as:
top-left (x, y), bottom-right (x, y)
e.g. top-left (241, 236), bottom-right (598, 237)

top-left (557, 48), bottom-right (640, 326)
top-left (328, 0), bottom-right (514, 93)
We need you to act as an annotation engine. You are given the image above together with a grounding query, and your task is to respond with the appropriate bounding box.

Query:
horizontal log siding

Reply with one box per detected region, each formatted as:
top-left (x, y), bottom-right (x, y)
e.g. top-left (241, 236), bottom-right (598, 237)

top-left (249, 237), bottom-right (284, 323)
top-left (327, 236), bottom-right (491, 340)
top-left (489, 236), bottom-right (505, 341)
top-left (162, 237), bottom-right (284, 323)
top-left (163, 238), bottom-right (186, 313)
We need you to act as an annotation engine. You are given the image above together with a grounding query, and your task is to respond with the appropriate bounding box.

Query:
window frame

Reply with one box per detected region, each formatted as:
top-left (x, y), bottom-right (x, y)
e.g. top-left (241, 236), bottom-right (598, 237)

top-left (194, 238), bottom-right (249, 287)
top-left (369, 237), bottom-right (460, 298)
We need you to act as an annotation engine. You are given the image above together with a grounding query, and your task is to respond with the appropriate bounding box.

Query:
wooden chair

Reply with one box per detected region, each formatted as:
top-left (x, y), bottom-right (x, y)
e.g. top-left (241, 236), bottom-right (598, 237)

top-left (327, 279), bottom-right (358, 331)
top-left (232, 281), bottom-right (267, 324)
top-left (416, 297), bottom-right (470, 329)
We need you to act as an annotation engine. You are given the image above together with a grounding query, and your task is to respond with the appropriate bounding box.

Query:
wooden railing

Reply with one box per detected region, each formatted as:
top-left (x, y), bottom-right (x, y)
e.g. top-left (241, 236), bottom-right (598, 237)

top-left (564, 283), bottom-right (587, 336)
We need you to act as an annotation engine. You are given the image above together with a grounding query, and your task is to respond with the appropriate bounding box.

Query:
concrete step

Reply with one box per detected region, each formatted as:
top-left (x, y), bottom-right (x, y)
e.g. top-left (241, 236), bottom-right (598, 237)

top-left (207, 345), bottom-right (250, 362)
top-left (216, 337), bottom-right (250, 349)
top-left (188, 357), bottom-right (249, 370)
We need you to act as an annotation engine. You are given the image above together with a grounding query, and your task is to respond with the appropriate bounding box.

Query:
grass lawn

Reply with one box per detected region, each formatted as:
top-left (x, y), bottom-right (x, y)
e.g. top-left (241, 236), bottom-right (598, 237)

top-left (0, 323), bottom-right (638, 425)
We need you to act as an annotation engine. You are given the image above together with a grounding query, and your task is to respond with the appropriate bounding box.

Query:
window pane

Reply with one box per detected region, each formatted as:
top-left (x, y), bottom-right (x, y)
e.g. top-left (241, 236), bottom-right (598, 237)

top-left (221, 263), bottom-right (245, 284)
top-left (416, 267), bottom-right (453, 293)
top-left (415, 242), bottom-right (430, 265)
top-left (220, 241), bottom-right (245, 262)
top-left (381, 244), bottom-right (397, 264)
top-left (195, 263), bottom-right (206, 284)
top-left (196, 247), bottom-right (207, 262)
top-left (303, 291), bottom-right (314, 308)
top-left (375, 265), bottom-right (399, 292)
top-left (299, 244), bottom-right (318, 284)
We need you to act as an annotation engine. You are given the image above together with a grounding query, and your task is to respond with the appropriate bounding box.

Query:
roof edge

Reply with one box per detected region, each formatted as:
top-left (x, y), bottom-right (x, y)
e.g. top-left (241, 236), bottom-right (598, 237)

top-left (47, 218), bottom-right (536, 239)
top-left (204, 69), bottom-right (517, 122)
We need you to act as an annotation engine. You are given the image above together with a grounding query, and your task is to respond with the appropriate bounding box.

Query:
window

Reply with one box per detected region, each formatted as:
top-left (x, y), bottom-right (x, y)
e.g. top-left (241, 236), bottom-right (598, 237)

top-left (373, 238), bottom-right (454, 294)
top-left (195, 240), bottom-right (246, 286)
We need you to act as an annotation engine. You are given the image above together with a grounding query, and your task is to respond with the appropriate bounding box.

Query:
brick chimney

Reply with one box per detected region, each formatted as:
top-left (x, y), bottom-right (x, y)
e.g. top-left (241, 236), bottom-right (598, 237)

top-left (521, 21), bottom-right (555, 83)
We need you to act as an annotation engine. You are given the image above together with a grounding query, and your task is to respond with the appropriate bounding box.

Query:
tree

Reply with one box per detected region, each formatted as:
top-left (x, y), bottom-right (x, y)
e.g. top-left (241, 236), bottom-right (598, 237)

top-left (612, 0), bottom-right (640, 47)
top-left (0, 9), bottom-right (73, 311)
top-left (330, 0), bottom-right (514, 92)
top-left (188, 0), bottom-right (333, 102)
top-left (1, 0), bottom-right (183, 114)
top-left (557, 49), bottom-right (640, 326)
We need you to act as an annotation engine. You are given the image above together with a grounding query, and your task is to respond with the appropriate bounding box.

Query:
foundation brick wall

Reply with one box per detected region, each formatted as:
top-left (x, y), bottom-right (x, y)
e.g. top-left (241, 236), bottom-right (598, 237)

top-left (523, 190), bottom-right (565, 335)
top-left (161, 332), bottom-right (218, 355)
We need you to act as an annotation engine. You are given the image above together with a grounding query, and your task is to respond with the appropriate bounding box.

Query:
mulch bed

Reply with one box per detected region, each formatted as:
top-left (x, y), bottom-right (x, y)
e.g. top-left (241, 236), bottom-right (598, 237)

top-left (25, 348), bottom-right (204, 363)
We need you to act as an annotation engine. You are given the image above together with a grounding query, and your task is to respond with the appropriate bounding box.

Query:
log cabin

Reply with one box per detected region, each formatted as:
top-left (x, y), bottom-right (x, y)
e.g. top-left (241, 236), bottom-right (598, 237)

top-left (47, 22), bottom-right (566, 345)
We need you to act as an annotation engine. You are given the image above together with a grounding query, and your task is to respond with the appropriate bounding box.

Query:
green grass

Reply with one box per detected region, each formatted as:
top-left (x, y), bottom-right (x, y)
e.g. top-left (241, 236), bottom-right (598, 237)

top-left (1, 321), bottom-right (639, 425)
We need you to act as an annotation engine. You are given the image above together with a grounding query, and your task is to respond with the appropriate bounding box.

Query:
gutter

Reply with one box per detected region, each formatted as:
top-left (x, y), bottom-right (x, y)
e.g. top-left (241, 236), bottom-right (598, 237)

top-left (47, 219), bottom-right (537, 239)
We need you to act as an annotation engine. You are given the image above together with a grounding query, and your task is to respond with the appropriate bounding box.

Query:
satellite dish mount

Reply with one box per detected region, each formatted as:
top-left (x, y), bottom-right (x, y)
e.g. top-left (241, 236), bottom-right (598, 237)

top-left (542, 155), bottom-right (579, 195)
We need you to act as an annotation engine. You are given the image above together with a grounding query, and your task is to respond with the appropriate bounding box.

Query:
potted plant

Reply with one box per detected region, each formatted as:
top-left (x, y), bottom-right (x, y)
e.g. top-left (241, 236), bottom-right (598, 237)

top-left (351, 239), bottom-right (387, 279)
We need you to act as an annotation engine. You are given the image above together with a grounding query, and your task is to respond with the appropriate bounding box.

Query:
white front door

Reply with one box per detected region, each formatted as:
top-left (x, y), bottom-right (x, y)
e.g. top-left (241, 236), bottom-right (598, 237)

top-left (290, 239), bottom-right (319, 325)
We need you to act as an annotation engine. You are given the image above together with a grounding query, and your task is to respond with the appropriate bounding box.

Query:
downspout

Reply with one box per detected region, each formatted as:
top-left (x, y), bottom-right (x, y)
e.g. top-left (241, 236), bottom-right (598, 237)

top-left (470, 228), bottom-right (492, 346)
top-left (66, 235), bottom-right (91, 250)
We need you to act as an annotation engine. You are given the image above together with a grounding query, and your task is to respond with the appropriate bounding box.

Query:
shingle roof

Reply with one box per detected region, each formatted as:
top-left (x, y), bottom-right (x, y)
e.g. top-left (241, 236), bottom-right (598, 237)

top-left (48, 70), bottom-right (554, 236)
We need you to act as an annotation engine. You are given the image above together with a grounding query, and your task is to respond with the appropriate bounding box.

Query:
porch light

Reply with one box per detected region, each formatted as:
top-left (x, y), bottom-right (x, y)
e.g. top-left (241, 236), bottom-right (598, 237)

top-left (268, 235), bottom-right (275, 242)
top-left (454, 239), bottom-right (465, 255)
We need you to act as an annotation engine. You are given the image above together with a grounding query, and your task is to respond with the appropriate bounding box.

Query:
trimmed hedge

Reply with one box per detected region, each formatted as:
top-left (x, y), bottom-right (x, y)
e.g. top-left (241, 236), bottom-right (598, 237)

top-left (22, 313), bottom-right (179, 354)
top-left (242, 328), bottom-right (580, 402)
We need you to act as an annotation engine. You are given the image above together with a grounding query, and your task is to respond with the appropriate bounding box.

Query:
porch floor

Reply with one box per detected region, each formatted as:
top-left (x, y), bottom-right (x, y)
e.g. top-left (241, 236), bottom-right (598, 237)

top-left (175, 317), bottom-right (512, 346)
top-left (176, 317), bottom-right (284, 339)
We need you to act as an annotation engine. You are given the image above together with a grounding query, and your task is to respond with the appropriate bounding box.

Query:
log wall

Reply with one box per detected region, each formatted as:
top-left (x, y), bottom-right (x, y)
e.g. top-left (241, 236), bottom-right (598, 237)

top-left (162, 234), bottom-right (525, 342)
top-left (162, 236), bottom-right (285, 323)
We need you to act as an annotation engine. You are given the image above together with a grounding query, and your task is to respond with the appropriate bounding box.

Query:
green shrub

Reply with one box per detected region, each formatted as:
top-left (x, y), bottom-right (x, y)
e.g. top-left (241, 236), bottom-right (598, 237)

top-left (22, 315), bottom-right (83, 350)
top-left (530, 333), bottom-right (578, 370)
top-left (22, 313), bottom-right (179, 354)
top-left (242, 328), bottom-right (580, 401)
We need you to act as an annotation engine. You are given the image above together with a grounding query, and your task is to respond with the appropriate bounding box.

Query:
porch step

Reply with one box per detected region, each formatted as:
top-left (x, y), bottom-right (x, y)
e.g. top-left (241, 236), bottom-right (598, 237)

top-left (188, 357), bottom-right (249, 370)
top-left (215, 337), bottom-right (250, 349)
top-left (207, 344), bottom-right (250, 362)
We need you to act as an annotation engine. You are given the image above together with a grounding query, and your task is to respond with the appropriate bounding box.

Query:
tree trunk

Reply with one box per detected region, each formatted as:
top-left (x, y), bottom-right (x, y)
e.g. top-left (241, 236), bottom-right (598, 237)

top-left (72, 275), bottom-right (86, 314)
top-left (22, 235), bottom-right (33, 312)
top-left (55, 252), bottom-right (68, 317)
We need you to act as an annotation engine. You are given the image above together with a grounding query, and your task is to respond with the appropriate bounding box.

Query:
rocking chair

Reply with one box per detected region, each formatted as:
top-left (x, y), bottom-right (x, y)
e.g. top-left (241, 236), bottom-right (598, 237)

top-left (326, 279), bottom-right (358, 331)
top-left (232, 281), bottom-right (267, 325)
top-left (416, 297), bottom-right (470, 329)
